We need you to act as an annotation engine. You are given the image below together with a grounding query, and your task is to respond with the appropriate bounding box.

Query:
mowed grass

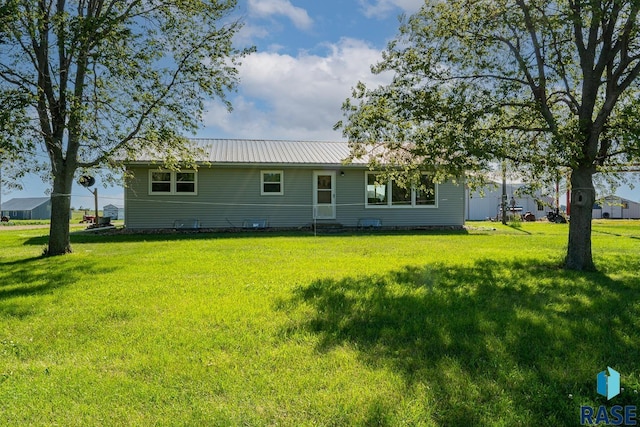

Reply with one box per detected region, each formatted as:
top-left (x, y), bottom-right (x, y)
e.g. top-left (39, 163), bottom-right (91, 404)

top-left (1, 221), bottom-right (639, 426)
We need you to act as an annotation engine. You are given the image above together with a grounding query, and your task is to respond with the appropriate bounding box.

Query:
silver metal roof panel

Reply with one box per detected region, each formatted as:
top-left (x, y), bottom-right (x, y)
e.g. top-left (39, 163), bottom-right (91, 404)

top-left (1, 197), bottom-right (50, 211)
top-left (130, 139), bottom-right (367, 165)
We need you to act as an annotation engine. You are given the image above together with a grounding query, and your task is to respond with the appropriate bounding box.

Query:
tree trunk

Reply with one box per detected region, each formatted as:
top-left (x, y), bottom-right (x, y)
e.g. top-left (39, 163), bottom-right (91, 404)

top-left (47, 168), bottom-right (73, 256)
top-left (564, 167), bottom-right (596, 271)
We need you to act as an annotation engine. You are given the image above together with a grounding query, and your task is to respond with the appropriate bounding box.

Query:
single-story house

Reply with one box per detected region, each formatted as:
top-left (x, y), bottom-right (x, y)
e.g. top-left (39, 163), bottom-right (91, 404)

top-left (123, 139), bottom-right (465, 230)
top-left (103, 204), bottom-right (125, 220)
top-left (0, 197), bottom-right (51, 220)
top-left (593, 195), bottom-right (640, 219)
top-left (466, 182), bottom-right (554, 221)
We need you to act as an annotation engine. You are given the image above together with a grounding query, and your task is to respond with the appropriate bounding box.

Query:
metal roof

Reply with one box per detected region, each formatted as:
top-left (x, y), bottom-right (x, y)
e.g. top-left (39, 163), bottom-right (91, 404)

top-left (130, 139), bottom-right (368, 165)
top-left (1, 197), bottom-right (50, 211)
top-left (601, 195), bottom-right (639, 204)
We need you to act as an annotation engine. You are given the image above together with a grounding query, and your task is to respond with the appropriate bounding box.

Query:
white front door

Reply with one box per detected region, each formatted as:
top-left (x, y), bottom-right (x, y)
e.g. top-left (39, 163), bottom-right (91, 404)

top-left (313, 171), bottom-right (336, 219)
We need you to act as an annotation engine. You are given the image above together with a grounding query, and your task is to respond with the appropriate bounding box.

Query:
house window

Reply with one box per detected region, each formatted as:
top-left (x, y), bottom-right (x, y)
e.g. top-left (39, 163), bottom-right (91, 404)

top-left (391, 180), bottom-right (412, 206)
top-left (415, 175), bottom-right (436, 206)
top-left (537, 201), bottom-right (544, 211)
top-left (149, 170), bottom-right (197, 195)
top-left (367, 173), bottom-right (387, 205)
top-left (261, 171), bottom-right (283, 195)
top-left (176, 172), bottom-right (196, 193)
top-left (365, 172), bottom-right (437, 208)
top-left (150, 171), bottom-right (171, 193)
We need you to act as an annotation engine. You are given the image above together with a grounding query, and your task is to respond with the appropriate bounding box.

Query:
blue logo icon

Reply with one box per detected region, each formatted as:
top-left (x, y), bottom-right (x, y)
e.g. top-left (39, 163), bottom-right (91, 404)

top-left (597, 366), bottom-right (620, 400)
top-left (581, 367), bottom-right (635, 425)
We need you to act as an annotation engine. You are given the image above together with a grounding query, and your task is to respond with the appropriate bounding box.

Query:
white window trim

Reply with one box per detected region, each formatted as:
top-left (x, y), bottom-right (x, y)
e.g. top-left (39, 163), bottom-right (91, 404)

top-left (148, 169), bottom-right (198, 195)
top-left (261, 170), bottom-right (284, 196)
top-left (365, 172), bottom-right (438, 209)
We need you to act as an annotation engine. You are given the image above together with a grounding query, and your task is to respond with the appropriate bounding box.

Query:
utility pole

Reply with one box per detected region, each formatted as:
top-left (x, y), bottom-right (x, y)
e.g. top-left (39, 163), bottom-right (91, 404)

top-left (93, 187), bottom-right (98, 224)
top-left (555, 175), bottom-right (560, 216)
top-left (78, 175), bottom-right (98, 225)
top-left (501, 161), bottom-right (508, 225)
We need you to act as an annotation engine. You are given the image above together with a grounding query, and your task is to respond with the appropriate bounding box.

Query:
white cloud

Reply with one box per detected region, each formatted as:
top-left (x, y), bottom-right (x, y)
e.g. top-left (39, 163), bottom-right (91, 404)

top-left (359, 0), bottom-right (424, 19)
top-left (248, 0), bottom-right (313, 30)
top-left (201, 38), bottom-right (393, 140)
top-left (234, 23), bottom-right (271, 45)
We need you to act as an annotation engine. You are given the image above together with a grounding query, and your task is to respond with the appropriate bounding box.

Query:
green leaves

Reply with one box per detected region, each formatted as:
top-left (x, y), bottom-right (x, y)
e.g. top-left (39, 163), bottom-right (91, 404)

top-left (338, 0), bottom-right (640, 180)
top-left (337, 0), bottom-right (640, 269)
top-left (0, 0), bottom-right (249, 171)
top-left (0, 0), bottom-right (251, 254)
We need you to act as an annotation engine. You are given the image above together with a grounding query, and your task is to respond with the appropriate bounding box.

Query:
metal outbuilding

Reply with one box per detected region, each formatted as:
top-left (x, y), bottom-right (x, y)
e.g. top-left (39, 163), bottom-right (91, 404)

top-left (592, 196), bottom-right (640, 219)
top-left (103, 204), bottom-right (125, 220)
top-left (0, 197), bottom-right (51, 220)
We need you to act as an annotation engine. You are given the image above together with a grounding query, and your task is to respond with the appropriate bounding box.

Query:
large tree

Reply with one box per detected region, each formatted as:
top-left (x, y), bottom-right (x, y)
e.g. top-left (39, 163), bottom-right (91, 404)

top-left (337, 0), bottom-right (640, 271)
top-left (0, 0), bottom-right (249, 255)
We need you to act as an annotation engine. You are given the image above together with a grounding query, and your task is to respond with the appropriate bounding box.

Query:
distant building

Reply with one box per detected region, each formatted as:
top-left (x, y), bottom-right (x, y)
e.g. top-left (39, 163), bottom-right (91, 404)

top-left (0, 197), bottom-right (51, 220)
top-left (466, 182), bottom-right (553, 221)
top-left (103, 204), bottom-right (124, 220)
top-left (593, 196), bottom-right (640, 219)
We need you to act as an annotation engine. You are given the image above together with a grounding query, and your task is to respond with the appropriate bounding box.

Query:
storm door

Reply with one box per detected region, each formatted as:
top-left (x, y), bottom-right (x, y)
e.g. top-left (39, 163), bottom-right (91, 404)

top-left (313, 171), bottom-right (336, 219)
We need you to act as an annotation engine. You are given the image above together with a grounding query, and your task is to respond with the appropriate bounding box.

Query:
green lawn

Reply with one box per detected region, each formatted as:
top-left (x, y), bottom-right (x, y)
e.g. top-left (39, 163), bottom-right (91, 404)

top-left (1, 221), bottom-right (639, 426)
top-left (0, 210), bottom-right (89, 226)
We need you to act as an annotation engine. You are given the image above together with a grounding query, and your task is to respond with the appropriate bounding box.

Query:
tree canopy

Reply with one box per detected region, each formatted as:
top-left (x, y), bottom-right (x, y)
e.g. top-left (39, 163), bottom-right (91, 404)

top-left (0, 0), bottom-right (250, 254)
top-left (337, 0), bottom-right (640, 270)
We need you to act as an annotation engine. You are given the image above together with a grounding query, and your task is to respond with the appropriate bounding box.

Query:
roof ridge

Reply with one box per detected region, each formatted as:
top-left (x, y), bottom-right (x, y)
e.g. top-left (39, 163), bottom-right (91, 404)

top-left (189, 138), bottom-right (347, 144)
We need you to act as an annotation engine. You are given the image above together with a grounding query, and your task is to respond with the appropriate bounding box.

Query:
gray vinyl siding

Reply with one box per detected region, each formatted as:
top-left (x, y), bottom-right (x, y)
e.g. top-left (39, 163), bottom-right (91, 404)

top-left (124, 166), bottom-right (465, 229)
top-left (335, 170), bottom-right (464, 227)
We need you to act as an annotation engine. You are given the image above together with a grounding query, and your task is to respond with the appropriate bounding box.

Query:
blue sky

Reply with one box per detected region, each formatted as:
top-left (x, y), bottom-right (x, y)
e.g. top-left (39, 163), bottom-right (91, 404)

top-left (199, 0), bottom-right (417, 141)
top-left (2, 0), bottom-right (638, 208)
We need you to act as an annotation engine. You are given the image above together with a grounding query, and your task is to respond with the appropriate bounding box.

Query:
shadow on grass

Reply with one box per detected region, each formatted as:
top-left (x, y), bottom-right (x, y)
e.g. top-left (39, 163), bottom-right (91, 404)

top-left (0, 255), bottom-right (115, 318)
top-left (593, 229), bottom-right (640, 240)
top-left (21, 227), bottom-right (469, 246)
top-left (282, 258), bottom-right (640, 425)
top-left (507, 223), bottom-right (532, 234)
